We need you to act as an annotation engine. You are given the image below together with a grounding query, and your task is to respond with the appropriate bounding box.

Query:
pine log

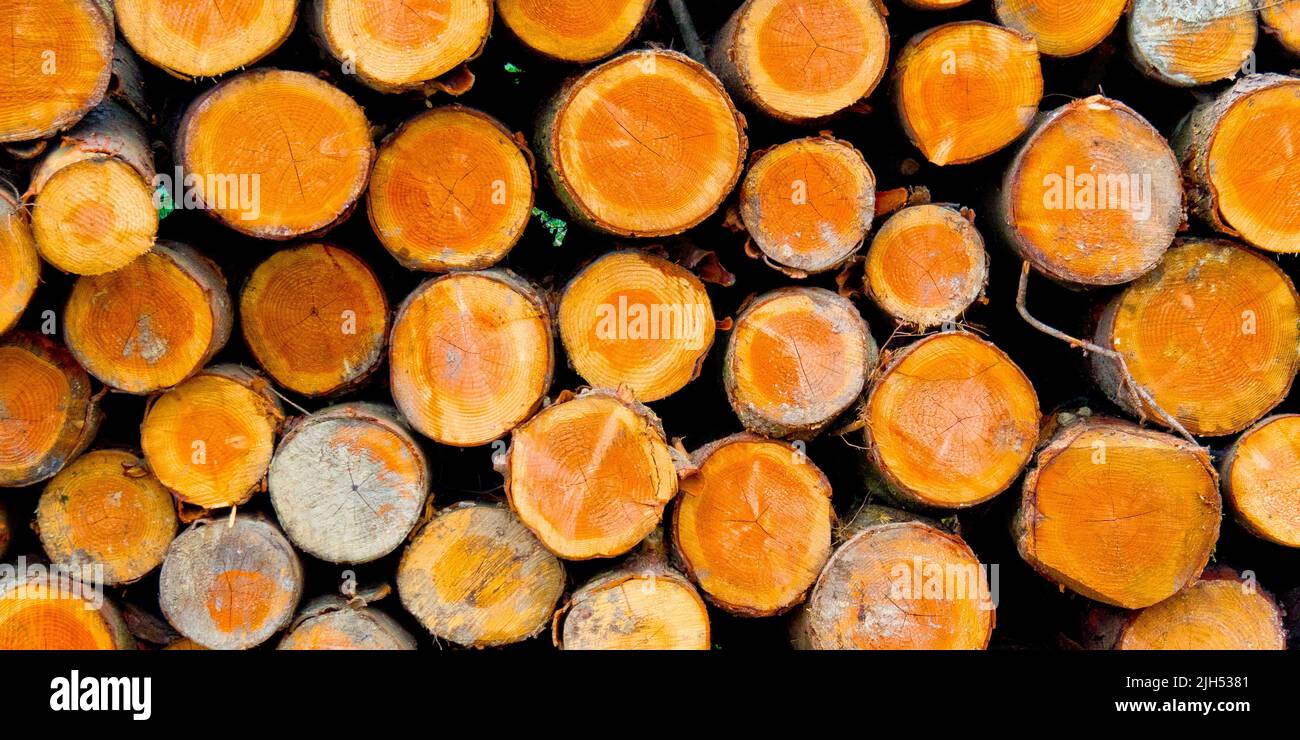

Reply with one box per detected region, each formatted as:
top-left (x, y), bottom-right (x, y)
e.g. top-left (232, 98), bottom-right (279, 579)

top-left (1014, 412), bottom-right (1221, 609)
top-left (1128, 0), bottom-right (1257, 87)
top-left (708, 0), bottom-right (890, 123)
top-left (1220, 414), bottom-right (1300, 547)
top-left (1092, 238), bottom-right (1300, 437)
top-left (557, 249), bottom-right (716, 402)
top-left (0, 572), bottom-right (133, 650)
top-left (268, 402), bottom-right (429, 564)
top-left (390, 269), bottom-right (553, 447)
top-left (994, 0), bottom-right (1129, 58)
top-left (369, 106), bottom-right (534, 272)
top-left (240, 243), bottom-right (387, 397)
top-left (895, 22), bottom-right (1042, 166)
top-left (278, 595), bottom-right (417, 650)
top-left (497, 0), bottom-right (653, 63)
top-left (1261, 0), bottom-right (1300, 53)
top-left (864, 204), bottom-right (988, 328)
top-left (535, 49), bottom-right (747, 237)
top-left (0, 179), bottom-right (39, 336)
top-left (116, 0), bottom-right (297, 79)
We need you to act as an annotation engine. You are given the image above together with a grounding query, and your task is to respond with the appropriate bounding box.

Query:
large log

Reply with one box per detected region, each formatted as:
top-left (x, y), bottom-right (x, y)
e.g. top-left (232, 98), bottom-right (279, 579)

top-left (1128, 0), bottom-right (1257, 87)
top-left (116, 0), bottom-right (298, 78)
top-left (497, 0), bottom-right (653, 63)
top-left (994, 0), bottom-right (1129, 57)
top-left (1220, 414), bottom-right (1300, 547)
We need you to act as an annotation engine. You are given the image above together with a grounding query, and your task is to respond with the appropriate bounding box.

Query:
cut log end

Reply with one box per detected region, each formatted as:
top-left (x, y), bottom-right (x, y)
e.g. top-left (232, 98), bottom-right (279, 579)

top-left (369, 106), bottom-right (534, 272)
top-left (865, 204), bottom-right (988, 328)
top-left (558, 250), bottom-right (716, 402)
top-left (241, 243), bottom-right (387, 397)
top-left (0, 184), bottom-right (39, 335)
top-left (32, 156), bottom-right (157, 276)
top-left (397, 502), bottom-right (565, 648)
top-left (1261, 0), bottom-right (1300, 55)
top-left (1221, 414), bottom-right (1300, 547)
top-left (0, 574), bottom-right (132, 650)
top-left (1015, 414), bottom-right (1221, 609)
top-left (994, 0), bottom-right (1129, 58)
top-left (1128, 0), bottom-right (1258, 87)
top-left (895, 21), bottom-right (1042, 166)
top-left (497, 0), bottom-right (653, 63)
top-left (278, 596), bottom-right (417, 650)
top-left (726, 287), bottom-right (877, 439)
top-left (117, 0), bottom-right (298, 78)
top-left (390, 270), bottom-right (553, 447)
top-left (740, 136), bottom-right (875, 274)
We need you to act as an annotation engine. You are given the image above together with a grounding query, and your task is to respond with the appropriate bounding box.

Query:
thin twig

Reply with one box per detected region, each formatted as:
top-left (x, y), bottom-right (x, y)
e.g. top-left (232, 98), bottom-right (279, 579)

top-left (666, 0), bottom-right (707, 64)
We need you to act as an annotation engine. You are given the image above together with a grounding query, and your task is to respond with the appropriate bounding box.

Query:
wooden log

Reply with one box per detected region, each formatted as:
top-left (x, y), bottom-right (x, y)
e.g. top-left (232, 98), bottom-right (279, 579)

top-left (535, 49), bottom-right (747, 238)
top-left (397, 501), bottom-right (565, 648)
top-left (158, 514), bottom-right (303, 650)
top-left (1128, 0), bottom-right (1257, 87)
top-left (725, 287), bottom-right (877, 439)
top-left (708, 0), bottom-right (890, 123)
top-left (1014, 412), bottom-right (1221, 609)
top-left (553, 529), bottom-right (710, 650)
top-left (497, 0), bottom-right (653, 63)
top-left (116, 0), bottom-right (298, 79)
top-left (0, 0), bottom-right (114, 143)
top-left (0, 179), bottom-right (39, 336)
top-left (64, 240), bottom-right (232, 395)
top-left (1173, 73), bottom-right (1300, 254)
top-left (0, 572), bottom-right (133, 650)
top-left (390, 270), bottom-right (553, 447)
top-left (864, 204), bottom-right (988, 328)
top-left (864, 331), bottom-right (1039, 509)
top-left (504, 388), bottom-right (677, 560)
top-left (175, 68), bottom-right (375, 239)
top-left (240, 243), bottom-right (387, 397)
top-left (557, 249), bottom-right (716, 402)
top-left (368, 106), bottom-right (534, 272)
top-left (739, 135), bottom-right (876, 276)
top-left (29, 100), bottom-right (157, 276)
top-left (1261, 0), bottom-right (1300, 54)
top-left (1084, 568), bottom-right (1286, 650)
top-left (309, 0), bottom-right (492, 94)
top-left (140, 364), bottom-right (284, 510)
top-left (895, 22), bottom-right (1042, 166)
top-left (994, 0), bottom-right (1129, 58)
top-left (268, 403), bottom-right (429, 564)
top-left (1091, 238), bottom-right (1300, 437)
top-left (0, 332), bottom-right (101, 488)
top-left (673, 434), bottom-right (832, 616)
top-left (278, 595), bottom-right (417, 650)
top-left (36, 449), bottom-right (178, 586)
top-left (1220, 414), bottom-right (1300, 547)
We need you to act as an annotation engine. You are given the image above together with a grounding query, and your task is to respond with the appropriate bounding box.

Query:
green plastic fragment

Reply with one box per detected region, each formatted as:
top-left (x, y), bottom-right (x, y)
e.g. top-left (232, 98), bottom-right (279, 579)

top-left (532, 207), bottom-right (568, 247)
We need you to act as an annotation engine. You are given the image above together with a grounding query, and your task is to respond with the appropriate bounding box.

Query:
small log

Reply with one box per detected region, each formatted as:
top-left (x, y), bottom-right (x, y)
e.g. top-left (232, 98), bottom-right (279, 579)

top-left (725, 287), bottom-right (877, 439)
top-left (0, 179), bottom-right (39, 335)
top-left (864, 204), bottom-right (988, 328)
top-left (0, 0), bottom-right (113, 143)
top-left (994, 0), bottom-right (1129, 57)
top-left (1092, 238), bottom-right (1300, 437)
top-left (29, 100), bottom-right (157, 276)
top-left (309, 0), bottom-right (492, 94)
top-left (397, 501), bottom-right (565, 648)
top-left (64, 240), bottom-right (232, 394)
top-left (709, 0), bottom-right (890, 123)
top-left (864, 331), bottom-right (1039, 509)
top-left (1128, 0), bottom-right (1257, 87)
top-left (0, 572), bottom-right (133, 650)
top-left (36, 449), bottom-right (178, 585)
top-left (0, 332), bottom-right (101, 487)
top-left (390, 270), bottom-right (553, 447)
top-left (672, 433), bottom-right (833, 617)
top-left (269, 403), bottom-right (429, 565)
top-left (553, 529), bottom-right (710, 650)
top-left (557, 249), bottom-right (716, 402)
top-left (535, 49), bottom-right (747, 237)
top-left (158, 514), bottom-right (303, 650)
top-left (505, 388), bottom-right (677, 560)
top-left (240, 243), bottom-right (387, 397)
top-left (1014, 413), bottom-right (1221, 609)
top-left (369, 106), bottom-right (534, 272)
top-left (1261, 0), bottom-right (1300, 54)
top-left (1173, 73), bottom-right (1300, 254)
top-left (116, 0), bottom-right (298, 79)
top-left (140, 364), bottom-right (284, 509)
top-left (739, 136), bottom-right (876, 275)
top-left (895, 22), bottom-right (1042, 166)
top-left (497, 0), bottom-right (653, 63)
top-left (175, 69), bottom-right (375, 239)
top-left (1220, 414), bottom-right (1300, 547)
top-left (278, 595), bottom-right (417, 650)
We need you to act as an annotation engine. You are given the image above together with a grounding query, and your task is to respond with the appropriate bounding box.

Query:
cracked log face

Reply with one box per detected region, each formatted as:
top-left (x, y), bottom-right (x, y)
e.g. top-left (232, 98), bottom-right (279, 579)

top-left (278, 595), bottom-right (417, 650)
top-left (65, 241), bottom-right (232, 395)
top-left (241, 243), bottom-right (388, 397)
top-left (725, 287), bottom-right (877, 439)
top-left (389, 270), bottom-right (552, 447)
top-left (864, 204), bottom-right (988, 328)
top-left (1015, 414), bottom-right (1221, 609)
top-left (116, 0), bottom-right (298, 78)
top-left (1128, 0), bottom-right (1257, 87)
top-left (994, 0), bottom-right (1128, 58)
top-left (865, 331), bottom-right (1039, 509)
top-left (0, 573), bottom-right (132, 650)
top-left (497, 0), bottom-right (653, 63)
top-left (0, 185), bottom-right (39, 336)
top-left (36, 449), bottom-right (178, 586)
top-left (1092, 238), bottom-right (1300, 437)
top-left (397, 502), bottom-right (564, 648)
top-left (175, 69), bottom-right (375, 239)
top-left (1221, 414), bottom-right (1300, 547)
top-left (369, 106), bottom-right (534, 272)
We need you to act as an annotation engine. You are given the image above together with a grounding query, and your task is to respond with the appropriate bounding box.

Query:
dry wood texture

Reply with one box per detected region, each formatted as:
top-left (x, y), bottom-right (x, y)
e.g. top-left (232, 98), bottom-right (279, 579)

top-left (864, 204), bottom-right (987, 328)
top-left (1261, 0), bottom-right (1300, 53)
top-left (1220, 414), bottom-right (1300, 547)
top-left (116, 0), bottom-right (298, 79)
top-left (278, 595), bottom-right (417, 650)
top-left (0, 572), bottom-right (133, 650)
top-left (497, 0), bottom-right (654, 63)
top-left (0, 182), bottom-right (39, 335)
top-left (1128, 0), bottom-right (1258, 87)
top-left (994, 0), bottom-right (1129, 57)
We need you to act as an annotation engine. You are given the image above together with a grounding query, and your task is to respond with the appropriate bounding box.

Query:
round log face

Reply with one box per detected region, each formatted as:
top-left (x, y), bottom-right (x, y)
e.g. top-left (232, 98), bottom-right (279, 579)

top-left (0, 192), bottom-right (39, 336)
top-left (558, 571), bottom-right (710, 650)
top-left (116, 0), bottom-right (298, 78)
top-left (1261, 0), bottom-right (1300, 54)
top-left (497, 0), bottom-right (653, 63)
top-left (994, 0), bottom-right (1128, 57)
top-left (1222, 414), bottom-right (1300, 547)
top-left (864, 204), bottom-right (987, 327)
top-left (1128, 0), bottom-right (1258, 87)
top-left (32, 156), bottom-right (158, 276)
top-left (278, 597), bottom-right (417, 650)
top-left (0, 333), bottom-right (99, 488)
top-left (1115, 575), bottom-right (1285, 650)
top-left (0, 574), bottom-right (130, 650)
